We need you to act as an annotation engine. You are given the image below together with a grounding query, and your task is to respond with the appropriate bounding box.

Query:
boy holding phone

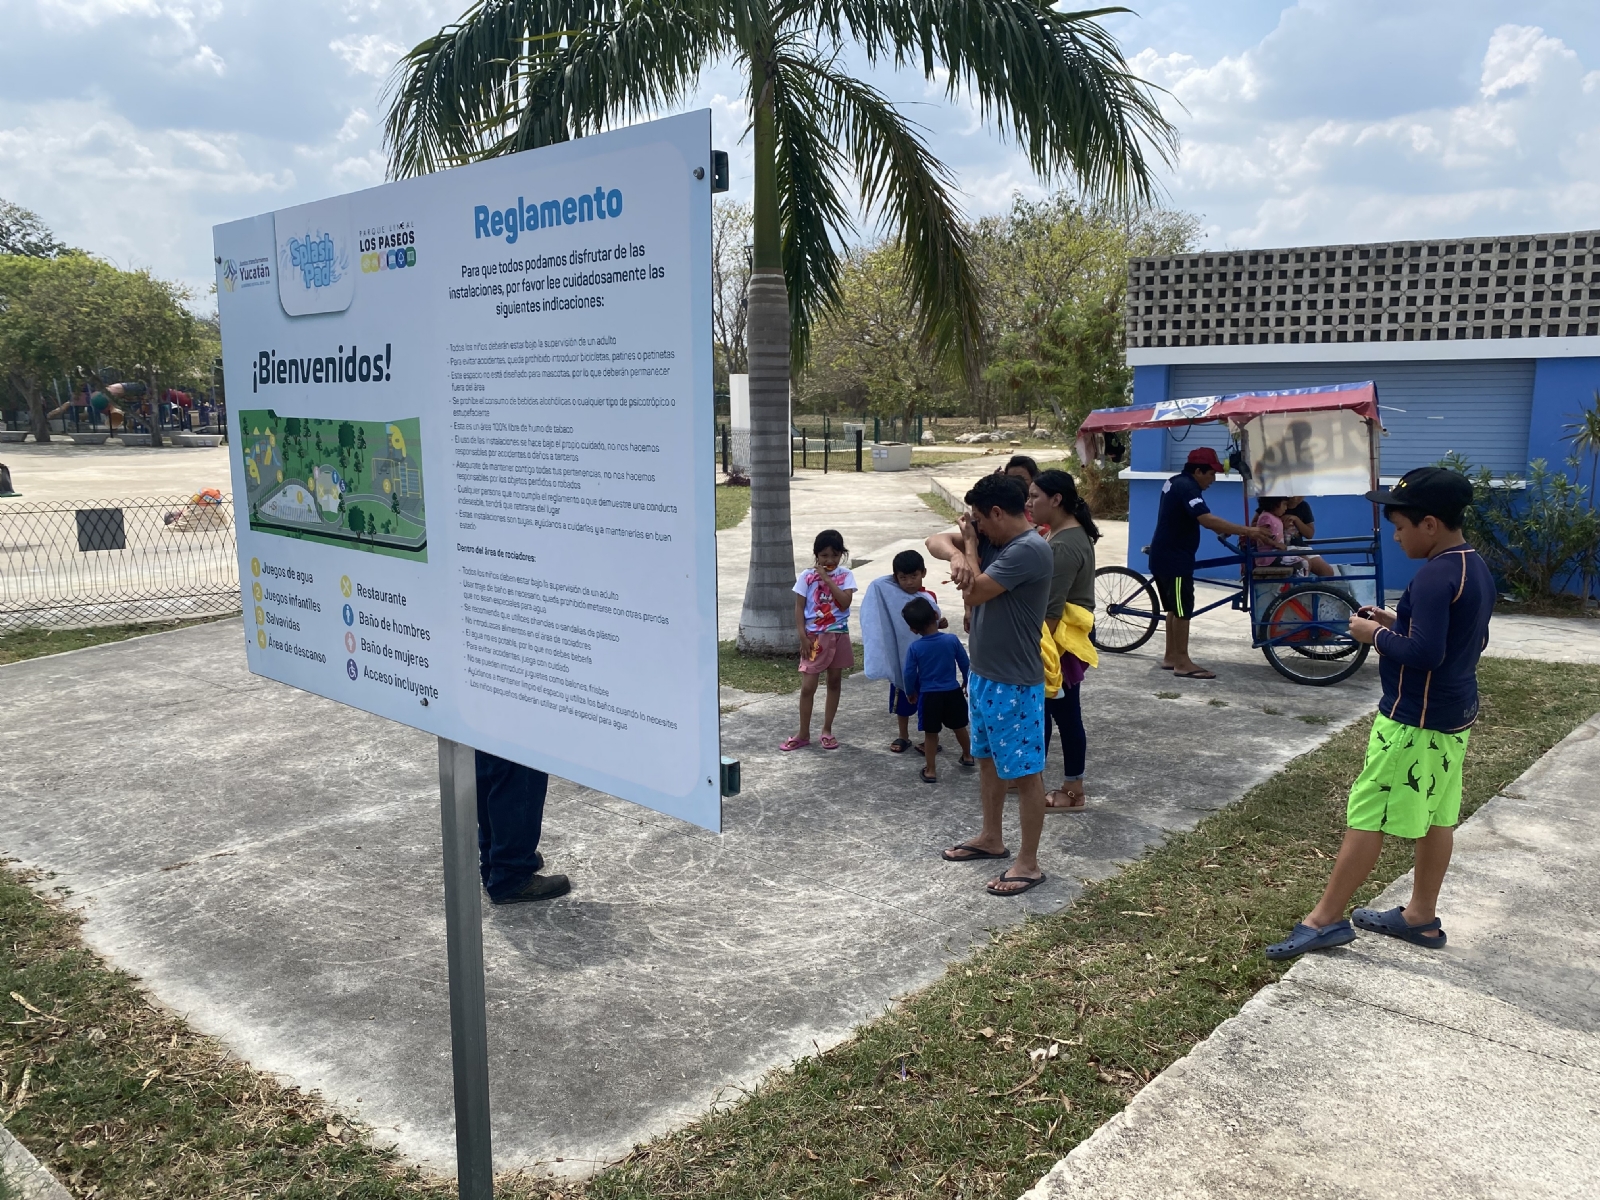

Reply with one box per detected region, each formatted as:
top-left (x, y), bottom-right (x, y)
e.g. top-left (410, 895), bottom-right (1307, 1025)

top-left (1267, 467), bottom-right (1493, 959)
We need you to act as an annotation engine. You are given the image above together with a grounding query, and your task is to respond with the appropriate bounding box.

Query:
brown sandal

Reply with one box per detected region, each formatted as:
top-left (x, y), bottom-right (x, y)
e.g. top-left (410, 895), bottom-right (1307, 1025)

top-left (1045, 783), bottom-right (1087, 814)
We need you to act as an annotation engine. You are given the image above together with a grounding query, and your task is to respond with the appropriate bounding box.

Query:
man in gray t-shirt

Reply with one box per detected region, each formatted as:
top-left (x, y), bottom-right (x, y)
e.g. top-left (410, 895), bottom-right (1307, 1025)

top-left (926, 473), bottom-right (1053, 899)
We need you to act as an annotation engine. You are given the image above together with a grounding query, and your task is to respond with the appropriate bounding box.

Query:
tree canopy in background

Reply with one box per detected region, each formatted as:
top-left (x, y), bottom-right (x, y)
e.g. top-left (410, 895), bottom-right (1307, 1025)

top-left (789, 193), bottom-right (1197, 430)
top-left (0, 234), bottom-right (218, 440)
top-left (0, 198), bottom-right (70, 259)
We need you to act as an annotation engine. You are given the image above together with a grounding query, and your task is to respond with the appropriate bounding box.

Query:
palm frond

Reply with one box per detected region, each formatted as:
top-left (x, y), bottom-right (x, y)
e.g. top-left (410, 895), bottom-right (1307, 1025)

top-left (829, 1), bottom-right (1178, 202)
top-left (766, 50), bottom-right (854, 364)
top-left (384, 0), bottom-right (724, 177)
top-left (789, 57), bottom-right (982, 377)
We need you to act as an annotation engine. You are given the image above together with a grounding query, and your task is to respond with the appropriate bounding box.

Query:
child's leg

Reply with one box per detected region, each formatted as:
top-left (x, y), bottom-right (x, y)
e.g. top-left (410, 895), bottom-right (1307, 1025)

top-left (821, 668), bottom-right (843, 734)
top-left (1402, 824), bottom-right (1454, 933)
top-left (1305, 828), bottom-right (1385, 928)
top-left (897, 712), bottom-right (911, 742)
top-left (923, 731), bottom-right (939, 779)
top-left (797, 671), bottom-right (820, 739)
top-left (954, 725), bottom-right (972, 759)
top-left (1309, 555), bottom-right (1337, 577)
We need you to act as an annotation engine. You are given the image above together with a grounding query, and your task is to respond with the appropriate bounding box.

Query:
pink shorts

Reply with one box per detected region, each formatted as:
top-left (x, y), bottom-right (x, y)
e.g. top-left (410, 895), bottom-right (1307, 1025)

top-left (799, 631), bottom-right (854, 674)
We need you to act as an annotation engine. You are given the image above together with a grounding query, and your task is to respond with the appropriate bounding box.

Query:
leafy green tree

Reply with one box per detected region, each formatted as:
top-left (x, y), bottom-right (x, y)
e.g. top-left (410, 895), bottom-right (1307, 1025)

top-left (384, 0), bottom-right (1176, 652)
top-left (0, 197), bottom-right (68, 258)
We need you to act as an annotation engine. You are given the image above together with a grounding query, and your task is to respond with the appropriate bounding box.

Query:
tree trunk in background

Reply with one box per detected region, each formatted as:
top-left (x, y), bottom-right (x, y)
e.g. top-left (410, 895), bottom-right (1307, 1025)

top-left (737, 51), bottom-right (799, 654)
top-left (25, 381), bottom-right (49, 443)
top-left (148, 369), bottom-right (163, 448)
top-left (739, 268), bottom-right (797, 652)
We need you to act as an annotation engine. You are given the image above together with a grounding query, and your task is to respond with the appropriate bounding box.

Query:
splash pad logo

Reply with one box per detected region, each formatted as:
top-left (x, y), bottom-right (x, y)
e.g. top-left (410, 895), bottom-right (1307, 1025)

top-left (273, 197), bottom-right (355, 317)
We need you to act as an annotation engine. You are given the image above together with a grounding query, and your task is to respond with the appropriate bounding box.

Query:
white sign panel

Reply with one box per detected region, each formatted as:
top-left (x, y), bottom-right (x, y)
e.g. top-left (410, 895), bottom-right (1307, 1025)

top-left (214, 112), bottom-right (721, 831)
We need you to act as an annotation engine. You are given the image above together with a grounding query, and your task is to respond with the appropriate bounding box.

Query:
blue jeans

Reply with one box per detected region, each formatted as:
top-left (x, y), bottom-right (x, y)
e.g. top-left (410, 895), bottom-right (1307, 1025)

top-left (474, 751), bottom-right (549, 902)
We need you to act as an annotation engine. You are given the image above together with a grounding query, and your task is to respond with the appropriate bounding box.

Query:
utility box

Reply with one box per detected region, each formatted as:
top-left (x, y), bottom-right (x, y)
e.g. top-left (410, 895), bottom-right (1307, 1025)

top-left (870, 442), bottom-right (912, 472)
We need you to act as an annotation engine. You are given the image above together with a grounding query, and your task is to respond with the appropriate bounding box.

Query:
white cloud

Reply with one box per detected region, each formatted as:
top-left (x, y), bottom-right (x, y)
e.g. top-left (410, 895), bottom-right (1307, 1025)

top-left (330, 33), bottom-right (406, 78)
top-left (190, 44), bottom-right (225, 75)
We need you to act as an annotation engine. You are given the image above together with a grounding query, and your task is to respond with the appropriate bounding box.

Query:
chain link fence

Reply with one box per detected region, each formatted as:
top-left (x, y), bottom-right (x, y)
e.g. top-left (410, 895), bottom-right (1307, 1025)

top-left (0, 495), bottom-right (242, 632)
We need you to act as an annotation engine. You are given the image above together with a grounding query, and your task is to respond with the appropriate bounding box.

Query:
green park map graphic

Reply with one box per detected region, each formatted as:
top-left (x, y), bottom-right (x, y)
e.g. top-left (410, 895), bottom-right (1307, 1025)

top-left (242, 410), bottom-right (427, 559)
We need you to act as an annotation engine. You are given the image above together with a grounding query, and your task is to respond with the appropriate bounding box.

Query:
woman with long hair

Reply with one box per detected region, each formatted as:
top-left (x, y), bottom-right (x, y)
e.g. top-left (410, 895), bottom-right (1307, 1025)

top-left (1027, 469), bottom-right (1100, 812)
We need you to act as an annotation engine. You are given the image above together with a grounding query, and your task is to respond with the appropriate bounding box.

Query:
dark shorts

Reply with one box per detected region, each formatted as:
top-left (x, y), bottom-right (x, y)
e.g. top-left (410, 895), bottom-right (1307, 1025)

top-left (1154, 574), bottom-right (1196, 619)
top-left (919, 688), bottom-right (969, 734)
top-left (889, 684), bottom-right (919, 718)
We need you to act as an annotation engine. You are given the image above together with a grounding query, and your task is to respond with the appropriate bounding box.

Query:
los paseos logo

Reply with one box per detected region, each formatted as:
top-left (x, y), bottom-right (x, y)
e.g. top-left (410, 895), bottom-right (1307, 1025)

top-left (359, 221), bottom-right (418, 275)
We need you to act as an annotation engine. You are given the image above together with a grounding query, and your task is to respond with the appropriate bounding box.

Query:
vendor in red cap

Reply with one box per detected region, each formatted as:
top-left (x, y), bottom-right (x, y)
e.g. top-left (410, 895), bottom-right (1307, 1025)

top-left (1148, 445), bottom-right (1277, 679)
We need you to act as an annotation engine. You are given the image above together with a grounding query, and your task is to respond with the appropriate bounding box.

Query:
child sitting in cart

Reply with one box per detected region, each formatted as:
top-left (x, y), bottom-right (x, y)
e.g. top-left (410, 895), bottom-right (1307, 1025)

top-left (1254, 496), bottom-right (1336, 578)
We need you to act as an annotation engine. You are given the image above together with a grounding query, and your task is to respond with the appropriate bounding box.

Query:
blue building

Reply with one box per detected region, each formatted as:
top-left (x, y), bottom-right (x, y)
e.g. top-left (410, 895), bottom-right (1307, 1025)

top-left (1120, 229), bottom-right (1600, 591)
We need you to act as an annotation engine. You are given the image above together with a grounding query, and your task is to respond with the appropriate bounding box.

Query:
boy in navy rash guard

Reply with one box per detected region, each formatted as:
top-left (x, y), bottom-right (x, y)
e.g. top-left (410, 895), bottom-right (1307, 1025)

top-left (1268, 467), bottom-right (1494, 961)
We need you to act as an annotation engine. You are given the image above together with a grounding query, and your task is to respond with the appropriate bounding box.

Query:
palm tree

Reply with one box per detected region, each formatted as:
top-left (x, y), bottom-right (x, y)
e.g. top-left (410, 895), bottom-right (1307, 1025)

top-left (384, 1), bottom-right (1176, 652)
top-left (1562, 389), bottom-right (1600, 603)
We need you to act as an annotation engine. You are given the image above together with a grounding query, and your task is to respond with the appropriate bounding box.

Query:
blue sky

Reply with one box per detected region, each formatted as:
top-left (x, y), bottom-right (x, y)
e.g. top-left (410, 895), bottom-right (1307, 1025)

top-left (1, 0), bottom-right (1596, 305)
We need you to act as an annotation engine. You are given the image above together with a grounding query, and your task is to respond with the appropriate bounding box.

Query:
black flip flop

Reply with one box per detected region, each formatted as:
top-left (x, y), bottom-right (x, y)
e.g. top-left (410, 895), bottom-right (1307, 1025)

top-left (915, 742), bottom-right (945, 754)
top-left (986, 869), bottom-right (1047, 897)
top-left (1173, 669), bottom-right (1216, 679)
top-left (889, 738), bottom-right (912, 754)
top-left (958, 755), bottom-right (977, 768)
top-left (942, 841), bottom-right (1010, 862)
top-left (919, 768), bottom-right (938, 784)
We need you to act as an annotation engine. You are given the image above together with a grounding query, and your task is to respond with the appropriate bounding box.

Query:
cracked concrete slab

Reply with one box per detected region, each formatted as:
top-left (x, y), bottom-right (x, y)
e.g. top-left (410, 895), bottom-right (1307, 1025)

top-left (1024, 713), bottom-right (1600, 1200)
top-left (0, 605), bottom-right (1378, 1176)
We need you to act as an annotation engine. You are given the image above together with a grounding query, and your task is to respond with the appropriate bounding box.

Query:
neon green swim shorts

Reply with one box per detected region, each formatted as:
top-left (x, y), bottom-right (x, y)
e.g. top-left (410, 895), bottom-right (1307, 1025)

top-left (1346, 713), bottom-right (1469, 839)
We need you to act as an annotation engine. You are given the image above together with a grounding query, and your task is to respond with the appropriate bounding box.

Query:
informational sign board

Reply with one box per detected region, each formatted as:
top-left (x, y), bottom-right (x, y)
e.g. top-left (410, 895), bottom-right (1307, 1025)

top-left (214, 112), bottom-right (721, 831)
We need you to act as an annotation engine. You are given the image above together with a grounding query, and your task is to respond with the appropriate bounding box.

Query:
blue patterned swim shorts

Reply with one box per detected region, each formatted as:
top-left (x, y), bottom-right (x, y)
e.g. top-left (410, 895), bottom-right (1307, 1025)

top-left (967, 673), bottom-right (1045, 780)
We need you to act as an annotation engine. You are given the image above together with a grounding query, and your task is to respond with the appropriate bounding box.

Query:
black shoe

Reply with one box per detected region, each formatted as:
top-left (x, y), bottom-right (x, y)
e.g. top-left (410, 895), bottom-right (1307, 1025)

top-left (492, 873), bottom-right (571, 904)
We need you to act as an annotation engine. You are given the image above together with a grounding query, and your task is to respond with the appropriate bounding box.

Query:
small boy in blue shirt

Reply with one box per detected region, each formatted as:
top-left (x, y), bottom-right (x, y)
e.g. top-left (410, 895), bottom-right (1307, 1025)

top-left (1268, 467), bottom-right (1494, 960)
top-left (901, 596), bottom-right (974, 784)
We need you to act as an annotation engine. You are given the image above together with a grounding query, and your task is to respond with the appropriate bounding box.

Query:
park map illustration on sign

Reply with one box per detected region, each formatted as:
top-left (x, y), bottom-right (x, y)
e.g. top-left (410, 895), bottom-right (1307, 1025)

top-left (241, 410), bottom-right (427, 559)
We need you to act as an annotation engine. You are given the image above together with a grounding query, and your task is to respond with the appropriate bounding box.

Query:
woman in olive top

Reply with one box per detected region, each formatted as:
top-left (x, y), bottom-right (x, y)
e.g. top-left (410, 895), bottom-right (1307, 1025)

top-left (1028, 469), bottom-right (1099, 812)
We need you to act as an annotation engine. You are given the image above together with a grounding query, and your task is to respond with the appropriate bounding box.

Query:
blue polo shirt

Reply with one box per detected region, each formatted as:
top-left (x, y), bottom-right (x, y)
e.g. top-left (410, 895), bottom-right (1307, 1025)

top-left (1376, 545), bottom-right (1495, 732)
top-left (1148, 472), bottom-right (1210, 578)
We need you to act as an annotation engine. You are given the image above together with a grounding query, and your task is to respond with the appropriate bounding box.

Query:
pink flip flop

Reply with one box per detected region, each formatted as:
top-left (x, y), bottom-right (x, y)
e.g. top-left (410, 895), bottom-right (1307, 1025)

top-left (779, 736), bottom-right (811, 752)
top-left (819, 733), bottom-right (840, 750)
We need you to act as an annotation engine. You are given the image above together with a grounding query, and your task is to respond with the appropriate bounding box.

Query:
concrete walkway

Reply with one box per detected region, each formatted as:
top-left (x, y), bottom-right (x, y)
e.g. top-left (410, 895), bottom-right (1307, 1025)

top-left (0, 609), bottom-right (1379, 1175)
top-left (0, 439), bottom-right (231, 502)
top-left (1025, 713), bottom-right (1600, 1200)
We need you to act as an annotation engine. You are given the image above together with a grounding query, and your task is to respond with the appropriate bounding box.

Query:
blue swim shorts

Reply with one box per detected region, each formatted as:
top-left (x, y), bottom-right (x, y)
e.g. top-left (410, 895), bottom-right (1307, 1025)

top-left (967, 673), bottom-right (1045, 780)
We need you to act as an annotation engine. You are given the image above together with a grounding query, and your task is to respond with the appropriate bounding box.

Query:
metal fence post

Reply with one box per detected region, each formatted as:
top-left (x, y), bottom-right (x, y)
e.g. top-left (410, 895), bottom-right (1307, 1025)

top-left (823, 415), bottom-right (829, 474)
top-left (873, 416), bottom-right (880, 444)
top-left (437, 738), bottom-right (495, 1200)
top-left (720, 423), bottom-right (728, 474)
top-left (855, 429), bottom-right (863, 472)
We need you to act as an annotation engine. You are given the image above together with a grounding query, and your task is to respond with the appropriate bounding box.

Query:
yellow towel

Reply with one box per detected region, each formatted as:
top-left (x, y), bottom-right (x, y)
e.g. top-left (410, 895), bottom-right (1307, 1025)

top-left (1041, 603), bottom-right (1099, 699)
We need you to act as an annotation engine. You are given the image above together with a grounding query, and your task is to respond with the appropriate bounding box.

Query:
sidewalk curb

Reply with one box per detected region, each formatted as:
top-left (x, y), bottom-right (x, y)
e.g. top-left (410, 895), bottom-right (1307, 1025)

top-left (1, 1121), bottom-right (73, 1200)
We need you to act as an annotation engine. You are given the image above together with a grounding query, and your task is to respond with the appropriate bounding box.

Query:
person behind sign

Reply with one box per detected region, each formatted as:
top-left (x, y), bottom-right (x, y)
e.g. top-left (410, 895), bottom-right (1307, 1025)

top-left (475, 751), bottom-right (570, 904)
top-left (926, 473), bottom-right (1054, 897)
top-left (1149, 446), bottom-right (1277, 680)
top-left (781, 529), bottom-right (857, 752)
top-left (1267, 468), bottom-right (1492, 960)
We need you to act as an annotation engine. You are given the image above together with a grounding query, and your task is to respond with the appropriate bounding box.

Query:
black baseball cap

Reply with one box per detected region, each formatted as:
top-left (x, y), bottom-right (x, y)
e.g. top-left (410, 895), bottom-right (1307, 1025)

top-left (1365, 467), bottom-right (1474, 518)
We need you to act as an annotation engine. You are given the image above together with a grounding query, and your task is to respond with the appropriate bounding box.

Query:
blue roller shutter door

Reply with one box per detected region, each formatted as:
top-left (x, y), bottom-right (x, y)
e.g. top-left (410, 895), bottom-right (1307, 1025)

top-left (1165, 360), bottom-right (1533, 475)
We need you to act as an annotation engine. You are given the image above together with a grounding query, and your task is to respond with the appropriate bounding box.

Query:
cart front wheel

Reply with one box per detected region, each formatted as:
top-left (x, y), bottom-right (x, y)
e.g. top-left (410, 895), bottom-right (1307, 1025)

top-left (1091, 566), bottom-right (1161, 653)
top-left (1260, 585), bottom-right (1370, 685)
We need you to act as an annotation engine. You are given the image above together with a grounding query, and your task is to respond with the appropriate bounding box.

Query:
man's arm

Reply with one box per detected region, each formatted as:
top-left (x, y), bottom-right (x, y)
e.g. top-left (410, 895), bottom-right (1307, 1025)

top-left (963, 573), bottom-right (1008, 608)
top-left (927, 524), bottom-right (979, 589)
top-left (1198, 512), bottom-right (1277, 545)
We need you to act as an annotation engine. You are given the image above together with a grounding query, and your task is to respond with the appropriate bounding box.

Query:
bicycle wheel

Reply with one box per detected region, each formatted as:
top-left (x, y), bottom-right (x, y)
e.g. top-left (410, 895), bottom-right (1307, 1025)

top-left (1260, 585), bottom-right (1370, 685)
top-left (1092, 565), bottom-right (1161, 653)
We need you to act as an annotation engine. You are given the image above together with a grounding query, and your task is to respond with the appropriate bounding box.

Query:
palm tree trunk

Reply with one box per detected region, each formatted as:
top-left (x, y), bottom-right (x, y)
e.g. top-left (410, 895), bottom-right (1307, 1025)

top-left (737, 53), bottom-right (798, 654)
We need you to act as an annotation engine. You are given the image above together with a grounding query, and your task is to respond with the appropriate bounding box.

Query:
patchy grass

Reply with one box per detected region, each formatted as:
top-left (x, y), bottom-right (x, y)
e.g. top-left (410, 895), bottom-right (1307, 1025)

top-left (0, 617), bottom-right (231, 667)
top-left (2, 658), bottom-right (1594, 1199)
top-left (714, 484), bottom-right (751, 531)
top-left (919, 491), bottom-right (963, 526)
top-left (717, 639), bottom-right (859, 694)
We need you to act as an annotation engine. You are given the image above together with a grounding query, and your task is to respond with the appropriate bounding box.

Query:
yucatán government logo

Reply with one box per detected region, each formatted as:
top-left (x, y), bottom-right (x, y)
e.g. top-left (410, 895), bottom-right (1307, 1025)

top-left (359, 221), bottom-right (418, 274)
top-left (220, 256), bottom-right (272, 293)
top-left (273, 196), bottom-right (356, 317)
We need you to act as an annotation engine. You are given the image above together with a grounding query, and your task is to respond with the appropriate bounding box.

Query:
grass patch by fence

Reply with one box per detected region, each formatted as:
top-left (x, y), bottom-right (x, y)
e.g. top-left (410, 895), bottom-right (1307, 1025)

top-left (1, 654), bottom-right (1594, 1198)
top-left (714, 484), bottom-right (751, 531)
top-left (0, 617), bottom-right (230, 666)
top-left (718, 639), bottom-right (859, 694)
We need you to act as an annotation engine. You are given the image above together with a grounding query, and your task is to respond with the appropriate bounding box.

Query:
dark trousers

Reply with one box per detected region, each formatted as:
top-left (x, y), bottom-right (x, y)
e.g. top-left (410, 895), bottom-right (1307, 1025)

top-left (474, 750), bottom-right (549, 902)
top-left (1043, 685), bottom-right (1086, 780)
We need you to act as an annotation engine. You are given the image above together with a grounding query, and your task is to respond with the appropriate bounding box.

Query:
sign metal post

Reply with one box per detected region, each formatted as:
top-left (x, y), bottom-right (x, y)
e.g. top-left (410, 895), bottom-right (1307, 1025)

top-left (438, 738), bottom-right (494, 1200)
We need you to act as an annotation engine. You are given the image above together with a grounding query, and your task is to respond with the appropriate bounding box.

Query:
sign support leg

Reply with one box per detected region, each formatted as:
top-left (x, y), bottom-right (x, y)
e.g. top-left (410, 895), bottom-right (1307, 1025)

top-left (438, 737), bottom-right (494, 1200)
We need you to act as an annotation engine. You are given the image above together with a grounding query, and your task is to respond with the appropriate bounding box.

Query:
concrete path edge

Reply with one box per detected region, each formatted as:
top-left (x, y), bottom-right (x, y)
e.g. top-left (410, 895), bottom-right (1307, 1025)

top-left (0, 1121), bottom-right (72, 1200)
